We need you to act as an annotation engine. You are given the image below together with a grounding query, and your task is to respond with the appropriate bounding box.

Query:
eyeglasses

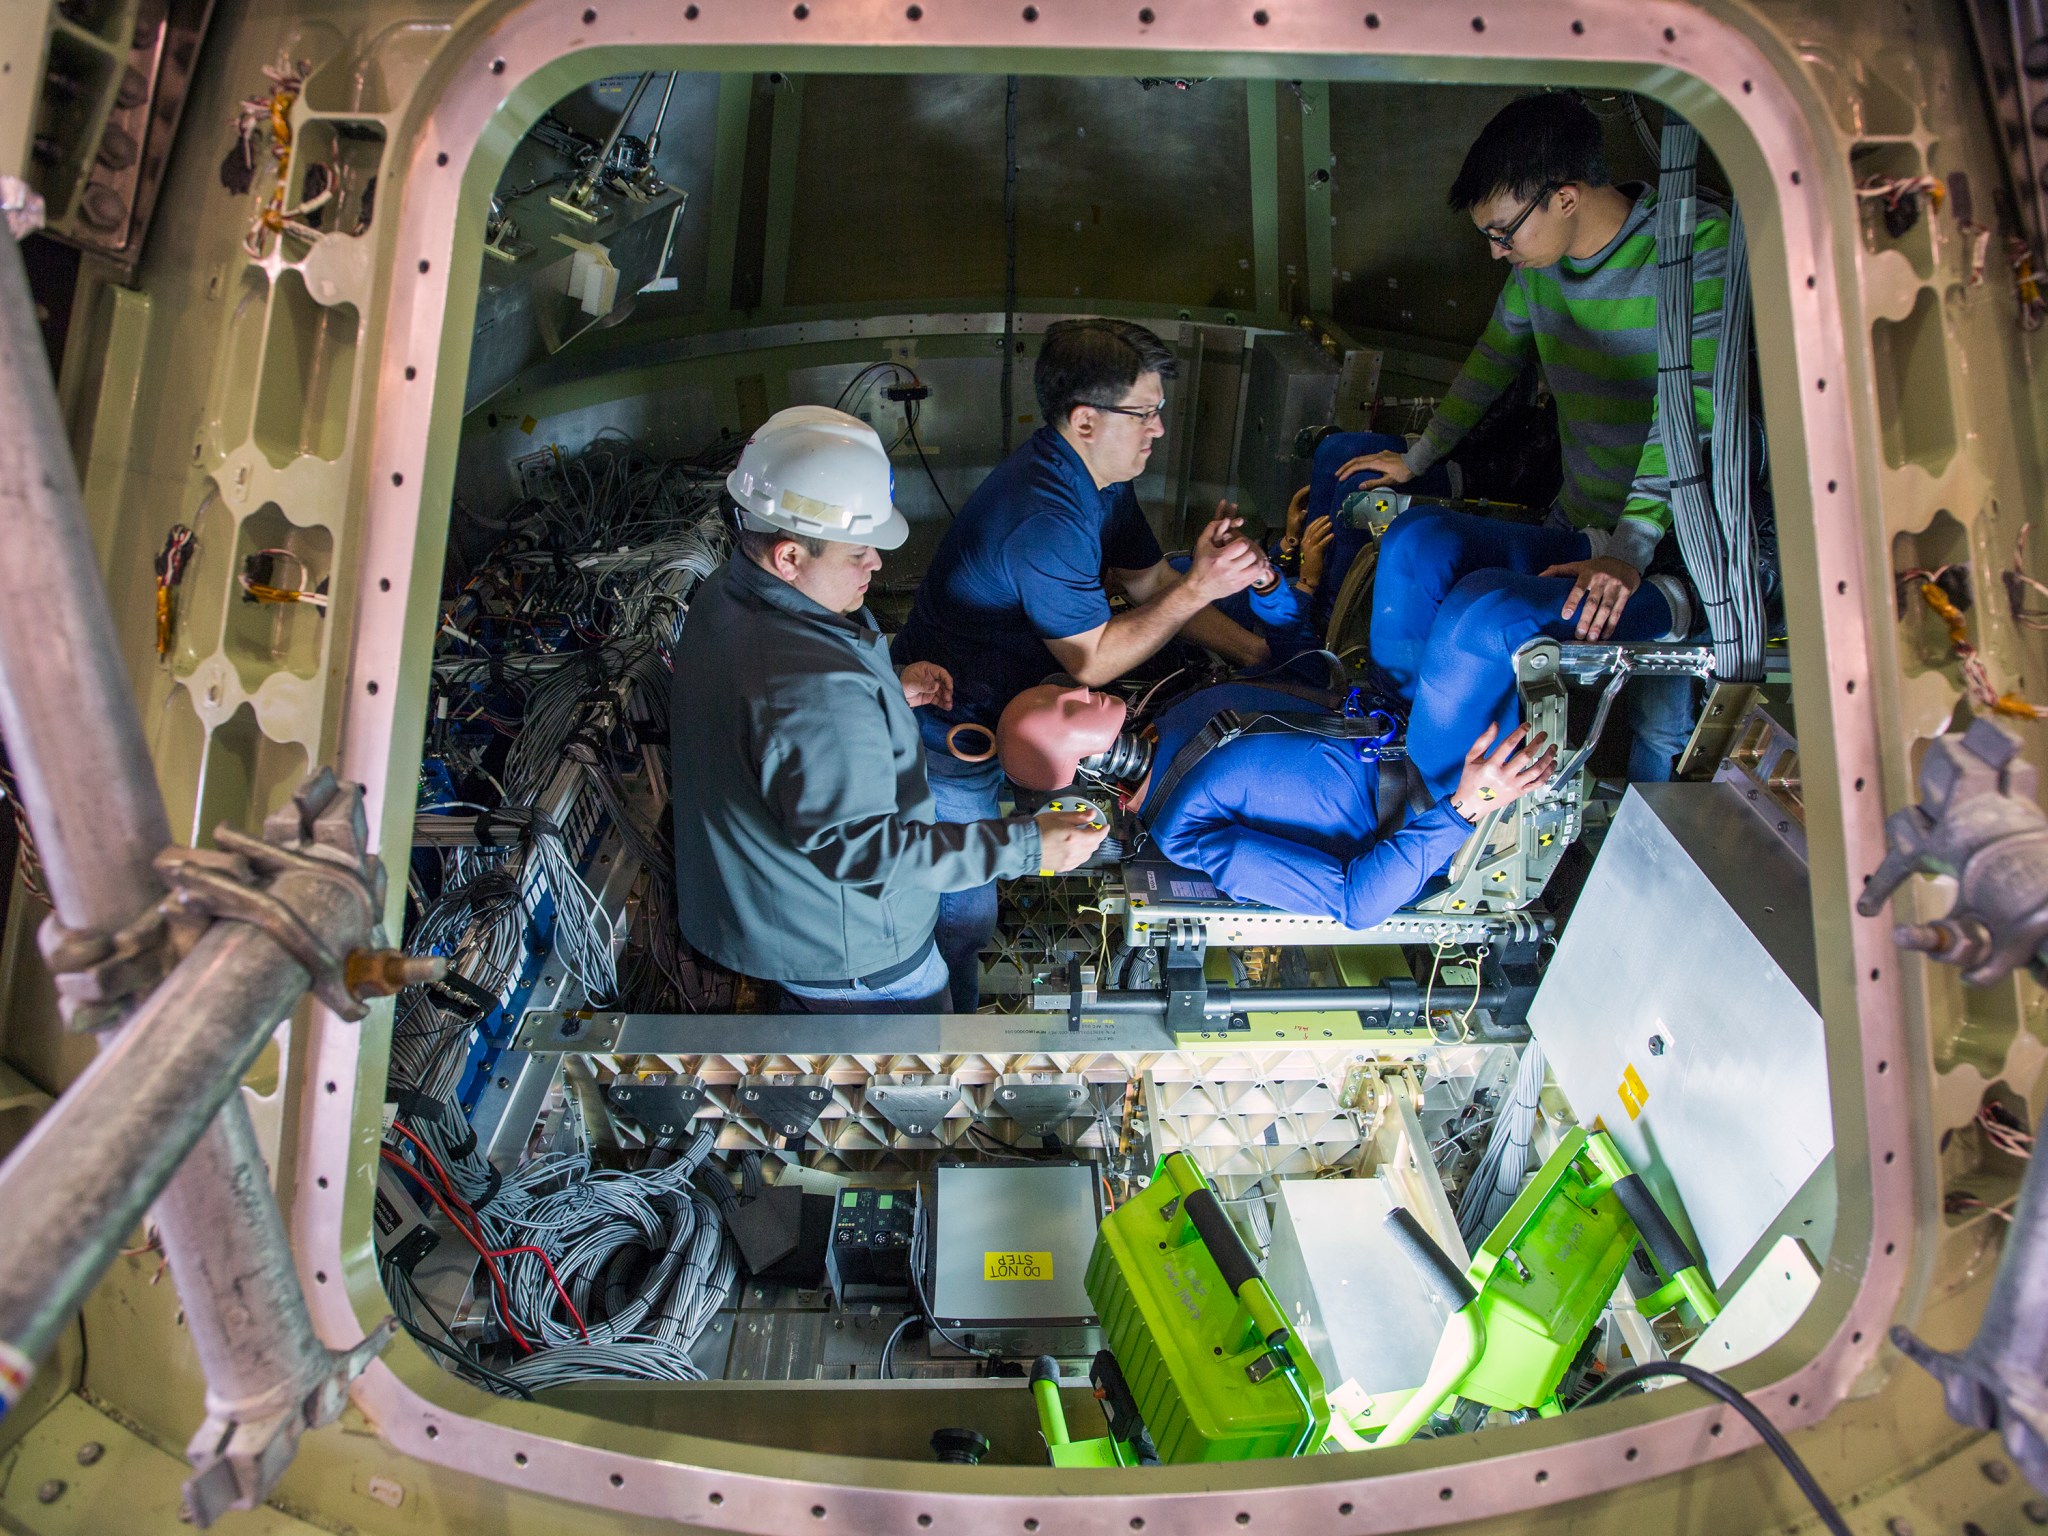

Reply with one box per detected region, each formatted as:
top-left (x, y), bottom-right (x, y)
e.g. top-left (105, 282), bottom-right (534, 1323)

top-left (1083, 399), bottom-right (1169, 424)
top-left (1482, 184), bottom-right (1557, 251)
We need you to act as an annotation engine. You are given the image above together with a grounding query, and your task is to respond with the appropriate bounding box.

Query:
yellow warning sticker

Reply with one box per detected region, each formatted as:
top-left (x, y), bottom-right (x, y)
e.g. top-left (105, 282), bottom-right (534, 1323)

top-left (1617, 1063), bottom-right (1649, 1121)
top-left (983, 1251), bottom-right (1054, 1282)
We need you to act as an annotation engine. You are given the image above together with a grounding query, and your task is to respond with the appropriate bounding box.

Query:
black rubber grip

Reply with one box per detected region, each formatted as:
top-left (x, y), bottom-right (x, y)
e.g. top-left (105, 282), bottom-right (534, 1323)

top-left (1612, 1173), bottom-right (1701, 1276)
top-left (1183, 1187), bottom-right (1261, 1296)
top-left (1030, 1355), bottom-right (1060, 1388)
top-left (1383, 1206), bottom-right (1476, 1311)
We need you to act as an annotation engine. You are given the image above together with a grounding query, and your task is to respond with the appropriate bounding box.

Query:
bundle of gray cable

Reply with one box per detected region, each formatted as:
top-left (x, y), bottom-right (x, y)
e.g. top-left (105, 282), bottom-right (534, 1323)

top-left (1655, 118), bottom-right (1766, 683)
top-left (1456, 1039), bottom-right (1547, 1246)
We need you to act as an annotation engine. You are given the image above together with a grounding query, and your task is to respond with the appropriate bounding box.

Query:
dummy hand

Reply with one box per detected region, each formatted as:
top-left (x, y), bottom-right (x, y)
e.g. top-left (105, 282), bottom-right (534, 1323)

top-left (1282, 484), bottom-right (1313, 552)
top-left (1450, 723), bottom-right (1556, 824)
top-left (1334, 449), bottom-right (1412, 490)
top-left (1035, 808), bottom-right (1111, 874)
top-left (1540, 556), bottom-right (1642, 641)
top-left (1298, 515), bottom-right (1335, 594)
top-left (1184, 503), bottom-right (1265, 603)
top-left (899, 661), bottom-right (954, 710)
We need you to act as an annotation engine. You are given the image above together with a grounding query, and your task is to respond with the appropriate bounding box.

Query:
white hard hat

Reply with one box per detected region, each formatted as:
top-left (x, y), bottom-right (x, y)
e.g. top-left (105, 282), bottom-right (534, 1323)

top-left (726, 406), bottom-right (908, 550)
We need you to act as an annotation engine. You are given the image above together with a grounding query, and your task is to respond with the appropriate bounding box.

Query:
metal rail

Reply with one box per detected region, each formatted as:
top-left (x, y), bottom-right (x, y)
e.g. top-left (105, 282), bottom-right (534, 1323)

top-left (0, 228), bottom-right (391, 1525)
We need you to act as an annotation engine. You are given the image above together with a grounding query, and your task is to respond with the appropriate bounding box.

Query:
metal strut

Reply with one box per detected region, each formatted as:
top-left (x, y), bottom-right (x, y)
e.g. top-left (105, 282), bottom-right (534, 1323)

top-left (0, 227), bottom-right (419, 1525)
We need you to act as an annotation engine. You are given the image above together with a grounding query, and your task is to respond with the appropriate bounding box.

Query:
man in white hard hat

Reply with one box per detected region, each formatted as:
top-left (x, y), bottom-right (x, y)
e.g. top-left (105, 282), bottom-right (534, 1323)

top-left (673, 406), bottom-right (1107, 1013)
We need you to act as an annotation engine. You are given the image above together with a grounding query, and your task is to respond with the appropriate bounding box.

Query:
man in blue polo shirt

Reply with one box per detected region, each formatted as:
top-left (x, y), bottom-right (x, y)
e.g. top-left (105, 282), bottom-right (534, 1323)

top-left (893, 318), bottom-right (1268, 1010)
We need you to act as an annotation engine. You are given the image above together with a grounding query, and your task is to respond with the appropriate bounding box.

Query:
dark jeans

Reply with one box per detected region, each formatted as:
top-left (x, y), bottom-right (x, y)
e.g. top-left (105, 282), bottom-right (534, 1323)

top-left (919, 721), bottom-right (1006, 1013)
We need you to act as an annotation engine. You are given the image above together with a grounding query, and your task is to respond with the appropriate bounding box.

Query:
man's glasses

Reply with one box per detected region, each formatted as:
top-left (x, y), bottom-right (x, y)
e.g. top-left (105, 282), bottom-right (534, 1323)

top-left (1483, 184), bottom-right (1557, 251)
top-left (1084, 400), bottom-right (1169, 424)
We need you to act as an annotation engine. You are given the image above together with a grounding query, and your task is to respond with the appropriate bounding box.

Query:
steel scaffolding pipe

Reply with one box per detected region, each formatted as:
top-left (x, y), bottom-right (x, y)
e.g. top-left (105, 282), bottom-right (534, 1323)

top-left (0, 227), bottom-right (384, 1524)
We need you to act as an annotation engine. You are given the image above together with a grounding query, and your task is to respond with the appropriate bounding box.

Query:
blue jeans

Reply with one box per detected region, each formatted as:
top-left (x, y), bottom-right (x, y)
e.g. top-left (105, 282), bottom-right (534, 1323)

top-left (920, 725), bottom-right (1005, 1012)
top-left (779, 943), bottom-right (950, 1014)
top-left (1372, 507), bottom-right (1681, 798)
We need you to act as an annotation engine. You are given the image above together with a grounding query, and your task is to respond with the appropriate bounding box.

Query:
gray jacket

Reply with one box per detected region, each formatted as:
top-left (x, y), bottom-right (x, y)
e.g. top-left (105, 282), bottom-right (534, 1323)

top-left (672, 553), bottom-right (1040, 983)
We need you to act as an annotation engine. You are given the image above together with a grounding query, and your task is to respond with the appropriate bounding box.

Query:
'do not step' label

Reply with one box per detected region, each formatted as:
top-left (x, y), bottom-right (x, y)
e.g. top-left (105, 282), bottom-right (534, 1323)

top-left (984, 1251), bottom-right (1054, 1281)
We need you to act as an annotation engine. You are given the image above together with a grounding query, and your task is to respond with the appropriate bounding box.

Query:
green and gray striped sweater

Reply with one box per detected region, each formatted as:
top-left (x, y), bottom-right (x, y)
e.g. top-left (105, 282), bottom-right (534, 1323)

top-left (1403, 184), bottom-right (1729, 573)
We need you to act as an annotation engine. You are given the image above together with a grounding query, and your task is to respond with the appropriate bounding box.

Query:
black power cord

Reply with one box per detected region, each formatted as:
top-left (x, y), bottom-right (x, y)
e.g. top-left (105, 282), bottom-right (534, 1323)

top-left (1574, 1360), bottom-right (1850, 1536)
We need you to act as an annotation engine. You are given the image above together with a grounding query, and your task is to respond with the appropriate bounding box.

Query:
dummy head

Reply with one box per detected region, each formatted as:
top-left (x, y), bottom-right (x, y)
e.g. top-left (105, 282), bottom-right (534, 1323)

top-left (997, 684), bottom-right (1130, 791)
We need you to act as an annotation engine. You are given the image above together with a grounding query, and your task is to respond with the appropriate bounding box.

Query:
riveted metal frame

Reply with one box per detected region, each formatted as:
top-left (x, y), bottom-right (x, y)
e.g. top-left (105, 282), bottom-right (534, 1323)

top-left (296, 2), bottom-right (1906, 1530)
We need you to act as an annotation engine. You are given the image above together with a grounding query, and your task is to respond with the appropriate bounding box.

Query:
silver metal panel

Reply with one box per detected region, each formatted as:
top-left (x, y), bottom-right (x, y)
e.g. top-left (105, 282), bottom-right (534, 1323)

top-left (930, 1165), bottom-right (1101, 1344)
top-left (1262, 1179), bottom-right (1449, 1397)
top-left (1120, 897), bottom-right (1551, 950)
top-left (474, 1051), bottom-right (558, 1171)
top-left (523, 1010), bottom-right (1181, 1057)
top-left (1236, 331), bottom-right (1339, 525)
top-left (1527, 783), bottom-right (1832, 1285)
top-left (466, 186), bottom-right (688, 413)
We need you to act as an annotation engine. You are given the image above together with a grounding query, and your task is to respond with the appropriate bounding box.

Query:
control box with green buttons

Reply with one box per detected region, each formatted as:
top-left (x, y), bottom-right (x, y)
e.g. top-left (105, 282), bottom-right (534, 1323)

top-left (827, 1186), bottom-right (916, 1304)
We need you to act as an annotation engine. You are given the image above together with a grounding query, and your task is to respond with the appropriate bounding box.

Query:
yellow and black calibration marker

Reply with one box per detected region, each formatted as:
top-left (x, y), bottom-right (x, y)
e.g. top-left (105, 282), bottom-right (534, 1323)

top-left (1037, 796), bottom-right (1107, 878)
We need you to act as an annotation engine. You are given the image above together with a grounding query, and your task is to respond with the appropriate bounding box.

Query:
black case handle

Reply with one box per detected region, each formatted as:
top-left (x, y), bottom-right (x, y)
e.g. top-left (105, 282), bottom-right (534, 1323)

top-left (1183, 1186), bottom-right (1261, 1296)
top-left (1612, 1173), bottom-right (1702, 1276)
top-left (1383, 1206), bottom-right (1476, 1311)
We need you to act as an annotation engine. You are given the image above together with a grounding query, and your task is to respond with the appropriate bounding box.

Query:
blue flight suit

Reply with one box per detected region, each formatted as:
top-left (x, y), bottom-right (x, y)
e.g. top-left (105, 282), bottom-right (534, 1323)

top-left (1140, 682), bottom-right (1473, 928)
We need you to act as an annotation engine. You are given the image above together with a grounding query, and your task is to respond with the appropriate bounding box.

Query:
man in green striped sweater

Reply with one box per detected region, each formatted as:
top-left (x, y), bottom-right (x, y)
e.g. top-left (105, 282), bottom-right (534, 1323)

top-left (1352, 92), bottom-right (1726, 783)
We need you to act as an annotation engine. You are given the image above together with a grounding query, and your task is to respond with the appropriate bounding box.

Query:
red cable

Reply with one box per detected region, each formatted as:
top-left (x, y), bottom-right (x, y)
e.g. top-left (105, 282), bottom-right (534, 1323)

top-left (380, 1133), bottom-right (592, 1344)
top-left (380, 1147), bottom-right (532, 1353)
top-left (388, 1122), bottom-right (483, 1227)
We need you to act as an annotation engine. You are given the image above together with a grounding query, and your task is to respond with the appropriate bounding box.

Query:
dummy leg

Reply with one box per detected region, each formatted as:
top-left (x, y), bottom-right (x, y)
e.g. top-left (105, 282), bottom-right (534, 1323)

top-left (1302, 432), bottom-right (1455, 633)
top-left (1370, 509), bottom-right (1588, 703)
top-left (1404, 568), bottom-right (1674, 799)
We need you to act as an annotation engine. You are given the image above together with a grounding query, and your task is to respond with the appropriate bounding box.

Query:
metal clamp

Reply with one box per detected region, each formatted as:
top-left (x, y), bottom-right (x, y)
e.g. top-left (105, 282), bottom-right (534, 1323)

top-left (1161, 918), bottom-right (1209, 1033)
top-left (40, 768), bottom-right (430, 1030)
top-left (1858, 717), bottom-right (2048, 986)
top-left (183, 1319), bottom-right (397, 1528)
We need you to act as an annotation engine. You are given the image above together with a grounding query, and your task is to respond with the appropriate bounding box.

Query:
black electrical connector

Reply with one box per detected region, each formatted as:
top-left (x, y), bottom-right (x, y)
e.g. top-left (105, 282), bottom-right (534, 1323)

top-left (883, 383), bottom-right (932, 403)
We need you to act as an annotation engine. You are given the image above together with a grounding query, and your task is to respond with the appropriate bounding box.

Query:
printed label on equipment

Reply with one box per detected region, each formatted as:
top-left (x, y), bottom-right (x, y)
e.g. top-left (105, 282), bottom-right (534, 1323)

top-left (983, 1251), bottom-right (1054, 1282)
top-left (1617, 1063), bottom-right (1649, 1121)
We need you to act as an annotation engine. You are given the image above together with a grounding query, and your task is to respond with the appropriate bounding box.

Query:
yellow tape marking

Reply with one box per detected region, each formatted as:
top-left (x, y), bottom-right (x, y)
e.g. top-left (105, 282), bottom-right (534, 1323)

top-left (983, 1251), bottom-right (1054, 1282)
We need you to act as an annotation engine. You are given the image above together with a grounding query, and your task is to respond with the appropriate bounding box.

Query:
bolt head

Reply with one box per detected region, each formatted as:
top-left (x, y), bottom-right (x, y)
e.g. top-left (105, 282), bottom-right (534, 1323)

top-left (1985, 1459), bottom-right (2013, 1484)
top-left (76, 1442), bottom-right (103, 1465)
top-left (36, 1480), bottom-right (65, 1504)
top-left (1888, 1520), bottom-right (1915, 1536)
top-left (2024, 1497), bottom-right (2048, 1524)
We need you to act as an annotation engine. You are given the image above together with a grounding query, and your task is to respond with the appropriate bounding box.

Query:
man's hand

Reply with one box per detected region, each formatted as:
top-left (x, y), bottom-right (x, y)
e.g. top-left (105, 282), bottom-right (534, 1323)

top-left (1298, 515), bottom-right (1335, 594)
top-left (1450, 724), bottom-right (1556, 824)
top-left (1183, 504), bottom-right (1264, 603)
top-left (1035, 808), bottom-right (1110, 873)
top-left (1539, 556), bottom-right (1643, 641)
top-left (899, 661), bottom-right (953, 710)
top-left (1334, 449), bottom-right (1412, 490)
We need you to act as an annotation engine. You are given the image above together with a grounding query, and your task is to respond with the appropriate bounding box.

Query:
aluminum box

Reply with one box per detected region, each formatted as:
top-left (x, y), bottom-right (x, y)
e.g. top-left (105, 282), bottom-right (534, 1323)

top-left (1237, 331), bottom-right (1339, 526)
top-left (929, 1162), bottom-right (1103, 1357)
top-left (1261, 1177), bottom-right (1450, 1399)
top-left (1527, 783), bottom-right (1834, 1286)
